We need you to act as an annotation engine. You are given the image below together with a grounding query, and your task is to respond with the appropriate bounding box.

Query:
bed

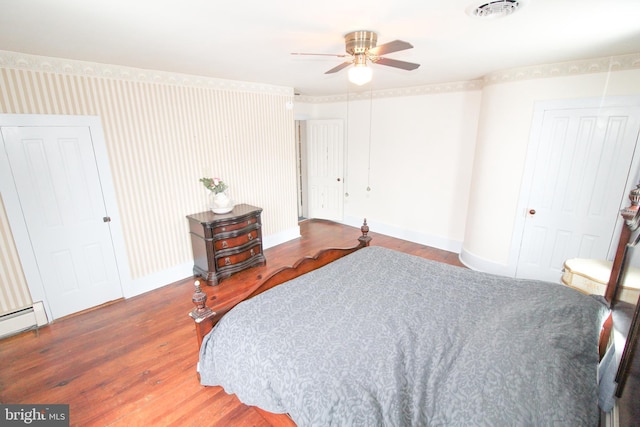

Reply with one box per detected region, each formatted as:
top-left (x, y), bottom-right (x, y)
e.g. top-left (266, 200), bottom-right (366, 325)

top-left (190, 188), bottom-right (640, 426)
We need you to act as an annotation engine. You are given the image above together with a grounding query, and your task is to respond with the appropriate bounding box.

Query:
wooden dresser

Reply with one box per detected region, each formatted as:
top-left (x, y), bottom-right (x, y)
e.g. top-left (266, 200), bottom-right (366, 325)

top-left (186, 204), bottom-right (266, 285)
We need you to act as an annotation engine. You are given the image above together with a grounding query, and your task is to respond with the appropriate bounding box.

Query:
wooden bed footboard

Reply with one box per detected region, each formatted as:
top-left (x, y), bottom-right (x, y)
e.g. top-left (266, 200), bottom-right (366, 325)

top-left (189, 219), bottom-right (372, 349)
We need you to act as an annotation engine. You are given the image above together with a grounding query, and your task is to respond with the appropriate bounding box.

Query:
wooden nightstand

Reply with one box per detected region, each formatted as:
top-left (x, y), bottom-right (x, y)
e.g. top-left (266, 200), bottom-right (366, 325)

top-left (186, 204), bottom-right (266, 285)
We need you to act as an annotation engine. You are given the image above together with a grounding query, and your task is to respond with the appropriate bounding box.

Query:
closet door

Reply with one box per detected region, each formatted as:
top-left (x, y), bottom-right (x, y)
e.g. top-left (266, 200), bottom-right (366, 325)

top-left (1, 125), bottom-right (123, 319)
top-left (516, 105), bottom-right (640, 282)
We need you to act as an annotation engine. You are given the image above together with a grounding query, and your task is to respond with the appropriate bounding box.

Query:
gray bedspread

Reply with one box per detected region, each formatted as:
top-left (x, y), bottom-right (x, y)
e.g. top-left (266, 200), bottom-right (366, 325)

top-left (199, 246), bottom-right (608, 426)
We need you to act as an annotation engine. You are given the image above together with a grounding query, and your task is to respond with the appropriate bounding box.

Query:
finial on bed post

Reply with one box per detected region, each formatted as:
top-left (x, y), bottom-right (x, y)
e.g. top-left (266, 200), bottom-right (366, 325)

top-left (190, 280), bottom-right (214, 320)
top-left (190, 279), bottom-right (217, 350)
top-left (621, 183), bottom-right (640, 231)
top-left (359, 218), bottom-right (372, 246)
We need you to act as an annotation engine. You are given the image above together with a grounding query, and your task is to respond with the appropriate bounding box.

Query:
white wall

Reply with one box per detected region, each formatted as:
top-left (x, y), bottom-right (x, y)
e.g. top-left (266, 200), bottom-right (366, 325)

top-left (463, 67), bottom-right (640, 274)
top-left (297, 53), bottom-right (640, 274)
top-left (296, 86), bottom-right (482, 252)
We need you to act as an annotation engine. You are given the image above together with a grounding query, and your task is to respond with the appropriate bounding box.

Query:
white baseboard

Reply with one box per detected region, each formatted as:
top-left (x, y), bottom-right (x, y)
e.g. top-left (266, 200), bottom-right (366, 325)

top-left (123, 226), bottom-right (301, 298)
top-left (123, 261), bottom-right (193, 298)
top-left (263, 226), bottom-right (300, 249)
top-left (342, 216), bottom-right (462, 253)
top-left (458, 247), bottom-right (515, 276)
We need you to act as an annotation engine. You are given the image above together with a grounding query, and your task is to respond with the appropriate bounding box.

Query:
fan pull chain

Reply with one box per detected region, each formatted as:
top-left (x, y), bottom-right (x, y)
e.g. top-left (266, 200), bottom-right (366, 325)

top-left (345, 87), bottom-right (350, 198)
top-left (366, 85), bottom-right (373, 192)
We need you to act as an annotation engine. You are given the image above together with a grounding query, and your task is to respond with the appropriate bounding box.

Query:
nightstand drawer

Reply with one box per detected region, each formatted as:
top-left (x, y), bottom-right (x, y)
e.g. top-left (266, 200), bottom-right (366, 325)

top-left (214, 229), bottom-right (259, 251)
top-left (213, 216), bottom-right (259, 234)
top-left (217, 244), bottom-right (262, 269)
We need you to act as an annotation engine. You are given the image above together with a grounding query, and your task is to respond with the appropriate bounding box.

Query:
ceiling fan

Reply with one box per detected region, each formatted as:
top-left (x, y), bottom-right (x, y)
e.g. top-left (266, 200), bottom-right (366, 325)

top-left (292, 30), bottom-right (420, 85)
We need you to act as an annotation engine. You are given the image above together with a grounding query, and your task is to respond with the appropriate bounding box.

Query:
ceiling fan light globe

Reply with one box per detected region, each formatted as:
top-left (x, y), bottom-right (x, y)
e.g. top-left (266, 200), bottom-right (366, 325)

top-left (348, 65), bottom-right (372, 85)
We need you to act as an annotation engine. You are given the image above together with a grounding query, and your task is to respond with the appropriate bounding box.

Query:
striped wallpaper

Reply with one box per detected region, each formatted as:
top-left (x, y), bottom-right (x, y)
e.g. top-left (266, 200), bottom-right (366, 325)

top-left (0, 195), bottom-right (31, 314)
top-left (0, 51), bottom-right (298, 315)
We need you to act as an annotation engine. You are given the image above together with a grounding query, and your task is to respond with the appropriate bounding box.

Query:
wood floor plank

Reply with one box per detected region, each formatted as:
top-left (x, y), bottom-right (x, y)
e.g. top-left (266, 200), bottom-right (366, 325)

top-left (0, 219), bottom-right (464, 426)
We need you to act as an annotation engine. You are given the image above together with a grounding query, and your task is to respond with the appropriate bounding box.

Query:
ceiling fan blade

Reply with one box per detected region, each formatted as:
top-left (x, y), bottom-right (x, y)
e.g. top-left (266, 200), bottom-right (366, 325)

top-left (291, 52), bottom-right (350, 58)
top-left (374, 57), bottom-right (420, 71)
top-left (368, 40), bottom-right (413, 56)
top-left (325, 61), bottom-right (353, 74)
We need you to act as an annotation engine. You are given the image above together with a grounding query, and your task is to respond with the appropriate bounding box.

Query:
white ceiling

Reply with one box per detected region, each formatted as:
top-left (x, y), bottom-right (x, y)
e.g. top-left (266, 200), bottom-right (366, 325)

top-left (1, 0), bottom-right (639, 96)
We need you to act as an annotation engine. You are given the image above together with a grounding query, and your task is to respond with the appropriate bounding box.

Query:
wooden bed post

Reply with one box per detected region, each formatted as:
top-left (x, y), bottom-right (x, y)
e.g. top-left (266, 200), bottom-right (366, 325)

top-left (605, 184), bottom-right (640, 305)
top-left (592, 183), bottom-right (640, 398)
top-left (358, 218), bottom-right (372, 247)
top-left (610, 184), bottom-right (640, 398)
top-left (189, 280), bottom-right (216, 349)
top-left (599, 184), bottom-right (640, 360)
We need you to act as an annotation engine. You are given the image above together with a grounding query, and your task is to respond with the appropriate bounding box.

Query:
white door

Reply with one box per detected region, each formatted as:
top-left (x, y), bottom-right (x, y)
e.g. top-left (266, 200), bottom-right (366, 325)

top-left (516, 106), bottom-right (640, 282)
top-left (306, 120), bottom-right (344, 221)
top-left (1, 126), bottom-right (123, 319)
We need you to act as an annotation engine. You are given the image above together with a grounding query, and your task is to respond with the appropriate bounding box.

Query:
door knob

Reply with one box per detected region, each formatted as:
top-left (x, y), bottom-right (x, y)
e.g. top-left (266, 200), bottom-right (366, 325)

top-left (529, 209), bottom-right (536, 215)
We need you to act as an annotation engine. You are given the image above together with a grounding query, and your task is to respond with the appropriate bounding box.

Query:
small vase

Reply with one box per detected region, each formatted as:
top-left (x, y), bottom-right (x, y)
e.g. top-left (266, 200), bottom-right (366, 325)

top-left (210, 191), bottom-right (234, 214)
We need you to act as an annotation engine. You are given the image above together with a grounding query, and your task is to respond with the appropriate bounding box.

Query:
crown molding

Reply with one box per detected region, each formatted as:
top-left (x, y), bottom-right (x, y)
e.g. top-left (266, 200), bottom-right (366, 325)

top-left (298, 52), bottom-right (640, 103)
top-left (0, 50), bottom-right (294, 97)
top-left (2, 49), bottom-right (637, 101)
top-left (297, 80), bottom-right (484, 103)
top-left (483, 52), bottom-right (640, 85)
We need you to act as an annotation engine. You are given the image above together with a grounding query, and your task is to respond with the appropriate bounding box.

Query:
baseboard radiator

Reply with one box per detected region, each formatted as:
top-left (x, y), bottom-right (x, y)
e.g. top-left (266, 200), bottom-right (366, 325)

top-left (0, 302), bottom-right (48, 339)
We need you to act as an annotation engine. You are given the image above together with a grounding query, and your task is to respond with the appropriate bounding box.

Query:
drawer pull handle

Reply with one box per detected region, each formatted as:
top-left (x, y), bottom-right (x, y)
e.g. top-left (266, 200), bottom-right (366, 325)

top-left (221, 241), bottom-right (228, 248)
top-left (250, 249), bottom-right (255, 257)
top-left (224, 257), bottom-right (231, 266)
top-left (248, 234), bottom-right (253, 241)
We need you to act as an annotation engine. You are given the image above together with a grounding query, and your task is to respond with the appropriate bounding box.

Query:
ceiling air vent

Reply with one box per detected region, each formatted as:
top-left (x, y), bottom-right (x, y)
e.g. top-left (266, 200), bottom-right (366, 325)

top-left (467, 0), bottom-right (524, 19)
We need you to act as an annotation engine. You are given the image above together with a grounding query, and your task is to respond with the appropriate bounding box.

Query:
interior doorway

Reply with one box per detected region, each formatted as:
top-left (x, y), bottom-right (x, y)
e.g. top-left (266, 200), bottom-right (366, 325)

top-left (295, 120), bottom-right (307, 221)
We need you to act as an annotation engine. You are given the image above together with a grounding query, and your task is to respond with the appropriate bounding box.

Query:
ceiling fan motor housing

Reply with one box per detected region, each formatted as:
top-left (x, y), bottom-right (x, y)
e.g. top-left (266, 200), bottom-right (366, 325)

top-left (310, 30), bottom-right (419, 76)
top-left (345, 31), bottom-right (378, 55)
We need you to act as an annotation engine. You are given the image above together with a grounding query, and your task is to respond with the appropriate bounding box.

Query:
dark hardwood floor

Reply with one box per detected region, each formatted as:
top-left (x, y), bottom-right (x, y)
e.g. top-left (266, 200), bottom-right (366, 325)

top-left (3, 219), bottom-right (636, 426)
top-left (0, 219), bottom-right (463, 426)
